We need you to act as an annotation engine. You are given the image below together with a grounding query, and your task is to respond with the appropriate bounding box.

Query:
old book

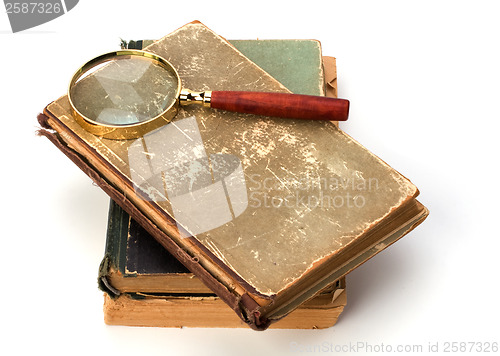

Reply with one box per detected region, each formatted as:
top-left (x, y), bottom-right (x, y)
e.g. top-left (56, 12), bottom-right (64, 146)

top-left (100, 38), bottom-right (337, 296)
top-left (103, 283), bottom-right (346, 329)
top-left (38, 21), bottom-right (428, 330)
top-left (100, 198), bottom-right (211, 294)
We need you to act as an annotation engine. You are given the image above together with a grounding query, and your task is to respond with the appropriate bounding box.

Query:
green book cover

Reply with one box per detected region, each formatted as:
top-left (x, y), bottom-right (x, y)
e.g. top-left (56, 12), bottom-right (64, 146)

top-left (99, 38), bottom-right (329, 297)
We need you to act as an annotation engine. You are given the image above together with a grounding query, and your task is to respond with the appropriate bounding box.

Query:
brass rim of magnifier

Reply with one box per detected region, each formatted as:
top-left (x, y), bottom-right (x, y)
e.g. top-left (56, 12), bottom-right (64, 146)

top-left (68, 50), bottom-right (182, 140)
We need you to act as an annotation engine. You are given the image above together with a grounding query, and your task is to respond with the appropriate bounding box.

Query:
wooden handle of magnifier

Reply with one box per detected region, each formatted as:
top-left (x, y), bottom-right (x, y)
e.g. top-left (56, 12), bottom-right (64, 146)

top-left (210, 91), bottom-right (349, 121)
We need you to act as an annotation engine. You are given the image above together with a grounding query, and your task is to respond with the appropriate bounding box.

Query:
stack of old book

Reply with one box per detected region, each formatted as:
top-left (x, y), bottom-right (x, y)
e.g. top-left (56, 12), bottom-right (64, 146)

top-left (38, 21), bottom-right (428, 330)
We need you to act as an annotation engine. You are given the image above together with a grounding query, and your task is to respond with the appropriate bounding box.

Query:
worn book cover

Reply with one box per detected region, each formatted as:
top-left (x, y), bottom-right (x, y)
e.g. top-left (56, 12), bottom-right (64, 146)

top-left (38, 21), bottom-right (428, 330)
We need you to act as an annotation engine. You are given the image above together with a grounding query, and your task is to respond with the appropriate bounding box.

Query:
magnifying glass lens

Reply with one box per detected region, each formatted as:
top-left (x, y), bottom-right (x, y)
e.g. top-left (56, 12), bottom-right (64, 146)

top-left (70, 55), bottom-right (179, 126)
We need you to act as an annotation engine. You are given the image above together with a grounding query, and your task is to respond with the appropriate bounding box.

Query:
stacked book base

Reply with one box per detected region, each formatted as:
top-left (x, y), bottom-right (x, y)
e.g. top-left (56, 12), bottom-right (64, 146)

top-left (39, 21), bottom-right (428, 330)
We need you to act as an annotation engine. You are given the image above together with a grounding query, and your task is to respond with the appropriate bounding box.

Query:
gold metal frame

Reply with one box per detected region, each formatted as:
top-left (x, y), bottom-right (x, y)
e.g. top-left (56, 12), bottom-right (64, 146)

top-left (68, 50), bottom-right (182, 140)
top-left (179, 89), bottom-right (212, 107)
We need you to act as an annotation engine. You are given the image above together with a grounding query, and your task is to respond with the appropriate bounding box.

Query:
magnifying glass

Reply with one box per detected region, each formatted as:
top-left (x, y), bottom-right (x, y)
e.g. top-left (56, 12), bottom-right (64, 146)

top-left (68, 50), bottom-right (350, 139)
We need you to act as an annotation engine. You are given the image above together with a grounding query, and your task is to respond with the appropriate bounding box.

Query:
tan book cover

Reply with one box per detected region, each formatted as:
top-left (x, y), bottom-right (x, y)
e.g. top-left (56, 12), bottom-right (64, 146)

top-left (38, 21), bottom-right (428, 330)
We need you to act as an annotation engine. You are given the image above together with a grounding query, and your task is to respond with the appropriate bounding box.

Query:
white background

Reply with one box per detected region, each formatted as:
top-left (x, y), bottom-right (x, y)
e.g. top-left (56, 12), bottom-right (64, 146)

top-left (1, 1), bottom-right (499, 355)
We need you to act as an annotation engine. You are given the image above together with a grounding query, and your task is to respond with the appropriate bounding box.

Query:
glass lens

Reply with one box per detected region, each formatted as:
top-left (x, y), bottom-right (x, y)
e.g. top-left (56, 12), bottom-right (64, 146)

top-left (70, 55), bottom-right (179, 126)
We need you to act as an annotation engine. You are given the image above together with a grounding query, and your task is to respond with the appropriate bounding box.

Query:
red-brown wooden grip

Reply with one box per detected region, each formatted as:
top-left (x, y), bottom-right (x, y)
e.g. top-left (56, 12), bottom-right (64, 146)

top-left (210, 91), bottom-right (349, 121)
